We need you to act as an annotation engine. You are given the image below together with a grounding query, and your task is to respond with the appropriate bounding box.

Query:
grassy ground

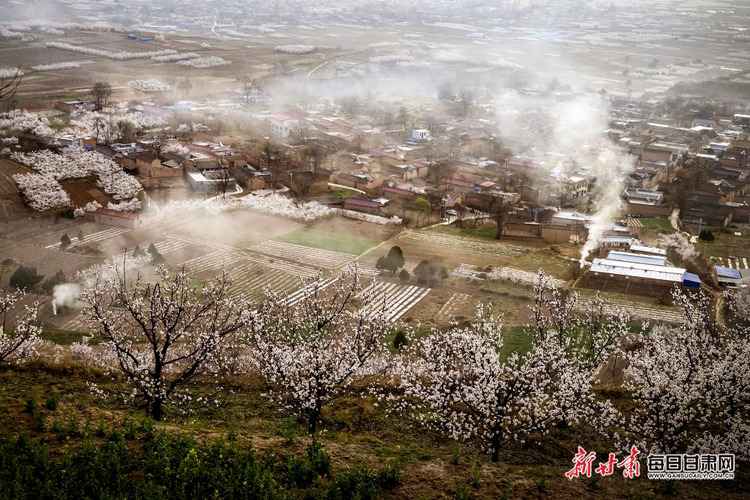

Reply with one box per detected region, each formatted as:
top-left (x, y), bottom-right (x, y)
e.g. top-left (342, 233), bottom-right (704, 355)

top-left (511, 250), bottom-right (575, 279)
top-left (1, 362), bottom-right (747, 499)
top-left (275, 228), bottom-right (380, 255)
top-left (501, 325), bottom-right (532, 360)
top-left (430, 224), bottom-right (499, 240)
top-left (696, 230), bottom-right (750, 259)
top-left (640, 218), bottom-right (673, 231)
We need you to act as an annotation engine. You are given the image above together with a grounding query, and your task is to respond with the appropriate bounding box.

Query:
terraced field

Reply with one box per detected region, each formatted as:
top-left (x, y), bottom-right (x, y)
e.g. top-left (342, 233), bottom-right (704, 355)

top-left (248, 240), bottom-right (354, 270)
top-left (577, 296), bottom-right (684, 325)
top-left (0, 159), bottom-right (31, 195)
top-left (358, 281), bottom-right (431, 322)
top-left (435, 292), bottom-right (472, 323)
top-left (396, 231), bottom-right (527, 257)
top-left (46, 227), bottom-right (131, 249)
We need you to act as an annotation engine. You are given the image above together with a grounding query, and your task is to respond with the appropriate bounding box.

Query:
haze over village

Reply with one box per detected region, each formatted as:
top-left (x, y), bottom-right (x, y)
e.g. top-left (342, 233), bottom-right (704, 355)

top-left (0, 0), bottom-right (747, 498)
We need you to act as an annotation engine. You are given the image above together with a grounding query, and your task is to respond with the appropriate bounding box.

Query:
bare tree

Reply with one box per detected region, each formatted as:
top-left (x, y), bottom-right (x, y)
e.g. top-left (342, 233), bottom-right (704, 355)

top-left (301, 141), bottom-right (323, 173)
top-left (291, 171), bottom-right (314, 197)
top-left (0, 67), bottom-right (23, 110)
top-left (177, 78), bottom-right (193, 100)
top-left (260, 140), bottom-right (285, 191)
top-left (215, 167), bottom-right (234, 197)
top-left (457, 88), bottom-right (475, 118)
top-left (91, 82), bottom-right (112, 111)
top-left (240, 76), bottom-right (254, 105)
top-left (81, 266), bottom-right (247, 420)
top-left (428, 160), bottom-right (455, 190)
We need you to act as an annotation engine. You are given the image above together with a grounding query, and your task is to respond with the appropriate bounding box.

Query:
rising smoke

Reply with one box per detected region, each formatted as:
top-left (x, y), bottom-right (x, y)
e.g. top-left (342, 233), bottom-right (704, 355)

top-left (52, 283), bottom-right (81, 315)
top-left (493, 91), bottom-right (632, 266)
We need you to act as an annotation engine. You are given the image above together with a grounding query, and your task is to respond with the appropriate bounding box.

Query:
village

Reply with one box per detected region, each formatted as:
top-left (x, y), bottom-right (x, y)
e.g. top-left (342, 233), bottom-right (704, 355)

top-left (1, 64), bottom-right (749, 337)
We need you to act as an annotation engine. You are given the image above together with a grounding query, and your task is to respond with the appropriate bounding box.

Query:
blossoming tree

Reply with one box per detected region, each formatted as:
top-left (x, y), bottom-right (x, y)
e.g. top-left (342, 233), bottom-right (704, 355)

top-left (528, 270), bottom-right (628, 425)
top-left (0, 290), bottom-right (41, 364)
top-left (617, 289), bottom-right (750, 458)
top-left (80, 265), bottom-right (247, 420)
top-left (245, 266), bottom-right (391, 437)
top-left (395, 305), bottom-right (560, 462)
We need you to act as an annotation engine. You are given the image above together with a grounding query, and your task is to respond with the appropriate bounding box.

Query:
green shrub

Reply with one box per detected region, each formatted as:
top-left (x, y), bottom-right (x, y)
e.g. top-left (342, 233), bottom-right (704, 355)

top-left (699, 229), bottom-right (715, 242)
top-left (67, 416), bottom-right (81, 437)
top-left (327, 463), bottom-right (379, 500)
top-left (51, 420), bottom-right (67, 441)
top-left (23, 396), bottom-right (37, 414)
top-left (536, 477), bottom-right (548, 494)
top-left (10, 266), bottom-right (44, 291)
top-left (44, 395), bottom-right (59, 411)
top-left (376, 461), bottom-right (403, 490)
top-left (285, 440), bottom-right (332, 487)
top-left (393, 330), bottom-right (408, 350)
top-left (454, 484), bottom-right (471, 500)
top-left (278, 418), bottom-right (299, 445)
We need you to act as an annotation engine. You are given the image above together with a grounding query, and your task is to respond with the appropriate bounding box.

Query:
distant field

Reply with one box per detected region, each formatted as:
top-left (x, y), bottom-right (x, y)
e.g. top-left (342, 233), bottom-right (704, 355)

top-left (275, 228), bottom-right (379, 255)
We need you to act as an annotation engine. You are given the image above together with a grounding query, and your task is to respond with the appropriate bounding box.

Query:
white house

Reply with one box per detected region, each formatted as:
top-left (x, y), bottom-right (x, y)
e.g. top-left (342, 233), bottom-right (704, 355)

top-left (271, 114), bottom-right (300, 138)
top-left (411, 129), bottom-right (431, 140)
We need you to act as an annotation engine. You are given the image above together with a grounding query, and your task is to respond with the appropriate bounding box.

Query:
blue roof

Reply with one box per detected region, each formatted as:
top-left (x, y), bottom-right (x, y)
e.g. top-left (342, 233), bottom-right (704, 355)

top-left (682, 272), bottom-right (701, 288)
top-left (715, 265), bottom-right (741, 279)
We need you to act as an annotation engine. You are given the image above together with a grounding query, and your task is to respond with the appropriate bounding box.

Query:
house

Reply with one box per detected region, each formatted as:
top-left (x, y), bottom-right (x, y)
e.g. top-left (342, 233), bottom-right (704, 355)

top-left (622, 188), bottom-right (670, 217)
top-left (85, 208), bottom-right (142, 230)
top-left (540, 211), bottom-right (592, 244)
top-left (381, 186), bottom-right (415, 200)
top-left (232, 165), bottom-right (267, 190)
top-left (55, 101), bottom-right (95, 114)
top-left (186, 169), bottom-right (237, 194)
top-left (411, 129), bottom-right (431, 141)
top-left (270, 114), bottom-right (300, 138)
top-left (136, 152), bottom-right (161, 177)
top-left (333, 172), bottom-right (381, 190)
top-left (714, 266), bottom-right (743, 288)
top-left (642, 142), bottom-right (688, 163)
top-left (343, 197), bottom-right (381, 214)
top-left (683, 205), bottom-right (734, 228)
top-left (587, 258), bottom-right (699, 289)
top-left (53, 135), bottom-right (96, 149)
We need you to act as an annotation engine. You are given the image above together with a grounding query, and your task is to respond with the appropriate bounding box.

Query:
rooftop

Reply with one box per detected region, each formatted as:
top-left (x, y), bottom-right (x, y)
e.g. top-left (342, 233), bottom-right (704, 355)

top-left (589, 258), bottom-right (685, 283)
top-left (606, 251), bottom-right (667, 267)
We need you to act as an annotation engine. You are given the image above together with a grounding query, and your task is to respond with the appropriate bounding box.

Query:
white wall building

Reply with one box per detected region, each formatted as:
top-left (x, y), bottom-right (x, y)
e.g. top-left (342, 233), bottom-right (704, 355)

top-left (271, 114), bottom-right (300, 138)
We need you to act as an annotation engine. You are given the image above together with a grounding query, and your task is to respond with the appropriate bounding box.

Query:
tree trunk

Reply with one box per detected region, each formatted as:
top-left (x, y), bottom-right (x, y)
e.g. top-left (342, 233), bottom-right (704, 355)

top-left (491, 434), bottom-right (500, 462)
top-left (152, 398), bottom-right (163, 421)
top-left (308, 409), bottom-right (320, 437)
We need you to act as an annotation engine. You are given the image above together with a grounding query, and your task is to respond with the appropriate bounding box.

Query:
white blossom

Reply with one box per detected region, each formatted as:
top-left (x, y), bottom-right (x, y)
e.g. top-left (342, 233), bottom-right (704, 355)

top-left (30, 61), bottom-right (81, 72)
top-left (274, 44), bottom-right (315, 54)
top-left (658, 232), bottom-right (697, 260)
top-left (0, 109), bottom-right (54, 137)
top-left (11, 148), bottom-right (142, 212)
top-left (46, 41), bottom-right (177, 61)
top-left (0, 290), bottom-right (42, 364)
top-left (128, 79), bottom-right (169, 93)
top-left (176, 56), bottom-right (231, 69)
